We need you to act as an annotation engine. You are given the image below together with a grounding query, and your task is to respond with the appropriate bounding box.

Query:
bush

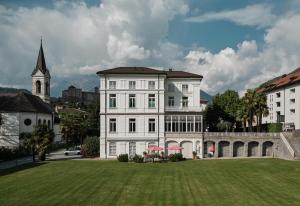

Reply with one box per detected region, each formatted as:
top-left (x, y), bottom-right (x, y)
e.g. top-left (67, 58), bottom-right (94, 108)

top-left (118, 154), bottom-right (129, 162)
top-left (169, 153), bottom-right (184, 162)
top-left (81, 136), bottom-right (100, 158)
top-left (0, 146), bottom-right (29, 161)
top-left (132, 154), bottom-right (144, 163)
top-left (267, 123), bottom-right (282, 132)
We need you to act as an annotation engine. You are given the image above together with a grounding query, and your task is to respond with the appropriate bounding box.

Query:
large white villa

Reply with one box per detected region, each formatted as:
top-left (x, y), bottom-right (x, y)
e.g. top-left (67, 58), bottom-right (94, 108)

top-left (97, 67), bottom-right (204, 159)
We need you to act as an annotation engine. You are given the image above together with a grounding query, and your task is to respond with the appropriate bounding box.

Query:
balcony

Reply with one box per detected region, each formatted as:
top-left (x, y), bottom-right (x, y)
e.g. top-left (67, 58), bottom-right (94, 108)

top-left (165, 106), bottom-right (202, 112)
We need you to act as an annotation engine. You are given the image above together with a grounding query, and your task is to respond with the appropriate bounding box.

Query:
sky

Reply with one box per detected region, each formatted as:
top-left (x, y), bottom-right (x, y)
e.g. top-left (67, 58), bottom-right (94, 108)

top-left (1, 0), bottom-right (300, 97)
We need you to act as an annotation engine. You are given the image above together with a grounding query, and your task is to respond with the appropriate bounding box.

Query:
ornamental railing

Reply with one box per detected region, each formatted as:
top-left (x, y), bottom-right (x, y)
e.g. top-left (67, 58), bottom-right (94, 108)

top-left (204, 132), bottom-right (280, 137)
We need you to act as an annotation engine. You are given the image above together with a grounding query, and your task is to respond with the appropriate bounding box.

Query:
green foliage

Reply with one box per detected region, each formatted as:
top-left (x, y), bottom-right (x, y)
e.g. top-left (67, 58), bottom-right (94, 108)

top-left (21, 124), bottom-right (55, 161)
top-left (60, 111), bottom-right (88, 145)
top-left (81, 136), bottom-right (100, 158)
top-left (132, 154), bottom-right (144, 163)
top-left (267, 123), bottom-right (282, 132)
top-left (168, 153), bottom-right (184, 162)
top-left (0, 147), bottom-right (29, 161)
top-left (117, 154), bottom-right (129, 162)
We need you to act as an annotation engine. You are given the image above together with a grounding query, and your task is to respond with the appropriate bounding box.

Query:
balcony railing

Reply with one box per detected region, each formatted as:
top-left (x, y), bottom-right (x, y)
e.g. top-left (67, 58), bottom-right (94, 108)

top-left (204, 132), bottom-right (280, 137)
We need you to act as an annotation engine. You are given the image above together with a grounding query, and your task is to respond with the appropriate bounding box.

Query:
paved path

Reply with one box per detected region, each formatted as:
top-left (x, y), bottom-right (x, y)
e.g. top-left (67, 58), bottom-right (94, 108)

top-left (46, 149), bottom-right (82, 161)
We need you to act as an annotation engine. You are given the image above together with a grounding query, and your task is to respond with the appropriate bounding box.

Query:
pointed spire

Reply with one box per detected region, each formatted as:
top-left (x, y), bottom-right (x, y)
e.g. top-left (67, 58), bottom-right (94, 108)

top-left (32, 38), bottom-right (47, 76)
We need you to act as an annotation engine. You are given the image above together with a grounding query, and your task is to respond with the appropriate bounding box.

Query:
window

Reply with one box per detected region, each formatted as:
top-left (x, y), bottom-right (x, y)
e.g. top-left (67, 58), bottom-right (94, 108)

top-left (276, 102), bottom-right (281, 107)
top-left (290, 109), bottom-right (295, 115)
top-left (276, 92), bottom-right (281, 98)
top-left (148, 118), bottom-right (155, 132)
top-left (129, 142), bottom-right (136, 156)
top-left (172, 116), bottom-right (179, 132)
top-left (168, 83), bottom-right (174, 92)
top-left (195, 116), bottom-right (202, 132)
top-left (182, 84), bottom-right (188, 93)
top-left (129, 118), bottom-right (136, 132)
top-left (187, 116), bottom-right (194, 132)
top-left (129, 94), bottom-right (136, 108)
top-left (165, 116), bottom-right (171, 132)
top-left (45, 82), bottom-right (49, 95)
top-left (109, 94), bottom-right (116, 108)
top-left (43, 119), bottom-right (46, 125)
top-left (109, 118), bottom-right (116, 132)
top-left (109, 142), bottom-right (116, 156)
top-left (109, 81), bottom-right (116, 89)
top-left (148, 94), bottom-right (155, 108)
top-left (180, 116), bottom-right (186, 132)
top-left (290, 88), bottom-right (295, 93)
top-left (36, 80), bottom-right (41, 94)
top-left (47, 120), bottom-right (51, 128)
top-left (168, 96), bottom-right (174, 107)
top-left (129, 81), bottom-right (136, 89)
top-left (148, 81), bottom-right (155, 90)
top-left (24, 119), bottom-right (32, 126)
top-left (182, 97), bottom-right (188, 107)
top-left (290, 99), bottom-right (295, 104)
top-left (38, 119), bottom-right (41, 125)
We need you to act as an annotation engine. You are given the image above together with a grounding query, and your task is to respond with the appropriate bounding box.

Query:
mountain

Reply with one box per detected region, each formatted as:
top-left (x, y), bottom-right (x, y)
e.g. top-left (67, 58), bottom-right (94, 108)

top-left (0, 87), bottom-right (31, 94)
top-left (200, 90), bottom-right (212, 104)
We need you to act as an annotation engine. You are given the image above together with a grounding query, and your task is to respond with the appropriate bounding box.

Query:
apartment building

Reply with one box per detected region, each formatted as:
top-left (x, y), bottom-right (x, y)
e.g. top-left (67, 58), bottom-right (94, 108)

top-left (97, 67), bottom-right (203, 158)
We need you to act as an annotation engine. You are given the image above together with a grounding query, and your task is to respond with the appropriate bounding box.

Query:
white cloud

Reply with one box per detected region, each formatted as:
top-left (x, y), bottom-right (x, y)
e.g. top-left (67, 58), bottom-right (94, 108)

top-left (0, 0), bottom-right (188, 93)
top-left (182, 13), bottom-right (300, 95)
top-left (185, 4), bottom-right (277, 28)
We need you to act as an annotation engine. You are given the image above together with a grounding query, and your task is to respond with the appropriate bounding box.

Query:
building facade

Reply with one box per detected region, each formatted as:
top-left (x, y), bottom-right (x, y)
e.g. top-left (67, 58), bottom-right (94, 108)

top-left (62, 85), bottom-right (99, 106)
top-left (260, 68), bottom-right (300, 130)
top-left (97, 67), bottom-right (204, 159)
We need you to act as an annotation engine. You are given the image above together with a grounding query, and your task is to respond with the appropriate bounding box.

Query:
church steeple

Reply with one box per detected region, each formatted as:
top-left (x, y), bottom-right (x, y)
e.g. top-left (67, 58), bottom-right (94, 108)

top-left (31, 39), bottom-right (51, 104)
top-left (32, 38), bottom-right (48, 76)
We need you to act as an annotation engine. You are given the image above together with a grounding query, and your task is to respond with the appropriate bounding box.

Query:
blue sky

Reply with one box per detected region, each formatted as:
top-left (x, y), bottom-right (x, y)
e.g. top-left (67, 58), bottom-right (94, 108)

top-left (0, 0), bottom-right (300, 96)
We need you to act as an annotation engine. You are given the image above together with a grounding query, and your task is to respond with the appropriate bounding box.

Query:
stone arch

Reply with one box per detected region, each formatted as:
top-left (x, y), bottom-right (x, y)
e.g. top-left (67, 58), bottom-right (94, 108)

top-left (180, 141), bottom-right (193, 158)
top-left (262, 141), bottom-right (274, 157)
top-left (36, 80), bottom-right (41, 94)
top-left (248, 141), bottom-right (259, 157)
top-left (204, 141), bottom-right (215, 157)
top-left (233, 141), bottom-right (245, 157)
top-left (166, 140), bottom-right (178, 156)
top-left (218, 141), bottom-right (230, 157)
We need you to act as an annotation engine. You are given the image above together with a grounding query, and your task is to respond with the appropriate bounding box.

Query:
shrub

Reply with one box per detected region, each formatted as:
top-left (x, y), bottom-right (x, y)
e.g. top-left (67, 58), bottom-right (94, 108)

top-left (267, 123), bottom-right (282, 132)
top-left (81, 136), bottom-right (100, 158)
top-left (0, 146), bottom-right (29, 161)
top-left (118, 154), bottom-right (129, 162)
top-left (132, 154), bottom-right (144, 163)
top-left (169, 153), bottom-right (184, 162)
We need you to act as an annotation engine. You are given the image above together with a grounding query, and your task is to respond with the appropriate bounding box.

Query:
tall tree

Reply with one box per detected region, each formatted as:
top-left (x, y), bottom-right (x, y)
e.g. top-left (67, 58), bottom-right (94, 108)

top-left (243, 89), bottom-right (257, 132)
top-left (255, 92), bottom-right (269, 132)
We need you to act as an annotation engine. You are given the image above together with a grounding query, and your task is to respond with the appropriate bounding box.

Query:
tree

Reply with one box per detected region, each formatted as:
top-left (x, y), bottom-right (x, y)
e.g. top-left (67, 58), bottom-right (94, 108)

top-left (60, 111), bottom-right (88, 146)
top-left (21, 125), bottom-right (54, 161)
top-left (236, 99), bottom-right (249, 132)
top-left (243, 89), bottom-right (257, 132)
top-left (255, 92), bottom-right (269, 132)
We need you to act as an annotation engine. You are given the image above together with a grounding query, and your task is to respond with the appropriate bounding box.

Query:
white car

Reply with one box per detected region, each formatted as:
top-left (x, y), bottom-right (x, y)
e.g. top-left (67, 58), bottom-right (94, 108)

top-left (64, 147), bottom-right (81, 156)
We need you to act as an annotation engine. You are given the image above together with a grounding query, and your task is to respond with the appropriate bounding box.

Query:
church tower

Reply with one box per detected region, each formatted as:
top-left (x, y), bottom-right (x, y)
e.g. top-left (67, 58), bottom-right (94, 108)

top-left (31, 39), bottom-right (51, 104)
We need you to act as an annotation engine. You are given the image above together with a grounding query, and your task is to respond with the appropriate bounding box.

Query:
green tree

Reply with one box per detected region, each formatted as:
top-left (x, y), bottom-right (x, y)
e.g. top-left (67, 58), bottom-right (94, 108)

top-left (243, 89), bottom-right (257, 132)
top-left (21, 125), bottom-right (54, 161)
top-left (60, 111), bottom-right (88, 146)
top-left (255, 92), bottom-right (269, 132)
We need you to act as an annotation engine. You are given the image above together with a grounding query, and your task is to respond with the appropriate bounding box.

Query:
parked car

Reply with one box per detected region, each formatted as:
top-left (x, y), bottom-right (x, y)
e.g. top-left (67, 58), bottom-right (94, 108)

top-left (64, 147), bottom-right (81, 156)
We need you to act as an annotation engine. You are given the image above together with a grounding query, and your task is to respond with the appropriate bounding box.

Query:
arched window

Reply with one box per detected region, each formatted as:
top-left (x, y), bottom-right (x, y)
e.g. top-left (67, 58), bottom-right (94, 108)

top-left (47, 120), bottom-right (51, 128)
top-left (45, 82), bottom-right (49, 95)
top-left (36, 80), bottom-right (41, 94)
top-left (43, 119), bottom-right (46, 125)
top-left (38, 119), bottom-right (41, 125)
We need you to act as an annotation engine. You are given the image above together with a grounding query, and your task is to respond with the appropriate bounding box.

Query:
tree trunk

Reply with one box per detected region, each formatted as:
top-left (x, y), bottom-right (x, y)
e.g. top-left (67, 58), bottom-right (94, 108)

top-left (32, 147), bottom-right (35, 162)
top-left (256, 115), bottom-right (259, 133)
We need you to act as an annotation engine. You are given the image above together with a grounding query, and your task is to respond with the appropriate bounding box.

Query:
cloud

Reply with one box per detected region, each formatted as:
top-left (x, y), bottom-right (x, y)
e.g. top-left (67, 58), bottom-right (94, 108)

top-left (0, 0), bottom-right (188, 95)
top-left (185, 4), bottom-right (277, 28)
top-left (182, 13), bottom-right (300, 95)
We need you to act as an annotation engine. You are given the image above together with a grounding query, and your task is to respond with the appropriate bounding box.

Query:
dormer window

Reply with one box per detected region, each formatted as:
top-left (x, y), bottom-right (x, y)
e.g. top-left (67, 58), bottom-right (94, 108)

top-left (129, 81), bottom-right (136, 89)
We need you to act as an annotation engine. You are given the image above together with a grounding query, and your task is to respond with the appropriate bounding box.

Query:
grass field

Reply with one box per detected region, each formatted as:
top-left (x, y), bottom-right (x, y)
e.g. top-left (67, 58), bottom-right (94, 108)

top-left (1, 159), bottom-right (300, 206)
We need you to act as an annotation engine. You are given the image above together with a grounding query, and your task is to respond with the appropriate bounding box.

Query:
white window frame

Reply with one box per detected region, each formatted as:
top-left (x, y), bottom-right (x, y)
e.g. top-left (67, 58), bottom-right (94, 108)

top-left (109, 81), bottom-right (116, 89)
top-left (168, 96), bottom-right (174, 107)
top-left (148, 94), bottom-right (156, 108)
top-left (129, 142), bottom-right (136, 156)
top-left (129, 81), bottom-right (136, 90)
top-left (148, 118), bottom-right (155, 132)
top-left (129, 94), bottom-right (136, 108)
top-left (109, 118), bottom-right (116, 133)
top-left (109, 94), bottom-right (116, 108)
top-left (109, 142), bottom-right (116, 156)
top-left (129, 118), bottom-right (136, 133)
top-left (148, 81), bottom-right (155, 90)
top-left (182, 84), bottom-right (188, 93)
top-left (182, 96), bottom-right (188, 107)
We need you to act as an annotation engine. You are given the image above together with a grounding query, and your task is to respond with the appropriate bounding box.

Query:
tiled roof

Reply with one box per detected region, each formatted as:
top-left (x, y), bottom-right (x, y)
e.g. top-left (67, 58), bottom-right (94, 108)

top-left (258, 67), bottom-right (300, 93)
top-left (0, 92), bottom-right (54, 114)
top-left (97, 67), bottom-right (203, 79)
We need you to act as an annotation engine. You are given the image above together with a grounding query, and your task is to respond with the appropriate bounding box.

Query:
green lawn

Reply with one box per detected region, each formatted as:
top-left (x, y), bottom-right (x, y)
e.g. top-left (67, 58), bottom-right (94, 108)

top-left (1, 159), bottom-right (300, 206)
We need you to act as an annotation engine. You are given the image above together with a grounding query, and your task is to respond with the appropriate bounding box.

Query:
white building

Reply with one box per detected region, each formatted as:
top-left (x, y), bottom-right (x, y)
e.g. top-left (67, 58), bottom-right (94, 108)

top-left (261, 68), bottom-right (300, 130)
top-left (97, 67), bottom-right (204, 159)
top-left (0, 40), bottom-right (61, 147)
